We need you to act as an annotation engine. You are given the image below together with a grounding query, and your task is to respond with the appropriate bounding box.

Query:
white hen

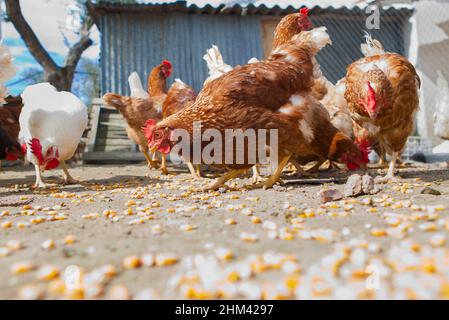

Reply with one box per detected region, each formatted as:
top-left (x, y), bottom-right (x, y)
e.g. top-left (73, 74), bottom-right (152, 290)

top-left (19, 83), bottom-right (88, 188)
top-left (434, 71), bottom-right (449, 140)
top-left (0, 43), bottom-right (16, 104)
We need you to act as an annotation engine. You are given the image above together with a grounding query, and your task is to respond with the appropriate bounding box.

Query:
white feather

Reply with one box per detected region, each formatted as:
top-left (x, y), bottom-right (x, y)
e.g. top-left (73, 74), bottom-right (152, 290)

top-left (361, 32), bottom-right (385, 57)
top-left (128, 72), bottom-right (149, 99)
top-left (203, 45), bottom-right (233, 84)
top-left (19, 83), bottom-right (88, 164)
top-left (307, 27), bottom-right (332, 51)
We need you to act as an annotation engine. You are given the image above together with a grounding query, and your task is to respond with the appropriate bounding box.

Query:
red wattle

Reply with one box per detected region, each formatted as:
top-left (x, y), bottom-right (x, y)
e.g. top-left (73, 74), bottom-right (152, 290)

top-left (45, 158), bottom-right (60, 170)
top-left (158, 144), bottom-right (171, 155)
top-left (6, 153), bottom-right (18, 161)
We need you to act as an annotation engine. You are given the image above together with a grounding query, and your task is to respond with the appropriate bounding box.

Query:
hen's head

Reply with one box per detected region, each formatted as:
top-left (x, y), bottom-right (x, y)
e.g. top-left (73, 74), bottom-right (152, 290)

top-left (143, 119), bottom-right (174, 155)
top-left (161, 60), bottom-right (173, 78)
top-left (28, 138), bottom-right (60, 170)
top-left (298, 7), bottom-right (313, 31)
top-left (330, 133), bottom-right (370, 170)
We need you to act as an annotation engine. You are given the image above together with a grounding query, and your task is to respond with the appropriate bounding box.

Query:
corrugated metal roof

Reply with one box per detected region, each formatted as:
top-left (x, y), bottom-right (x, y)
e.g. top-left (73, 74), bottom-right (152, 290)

top-left (88, 0), bottom-right (414, 18)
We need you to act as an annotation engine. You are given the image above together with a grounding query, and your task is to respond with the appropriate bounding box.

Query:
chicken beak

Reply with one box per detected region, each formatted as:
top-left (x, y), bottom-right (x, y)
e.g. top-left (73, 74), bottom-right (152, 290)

top-left (150, 144), bottom-right (159, 153)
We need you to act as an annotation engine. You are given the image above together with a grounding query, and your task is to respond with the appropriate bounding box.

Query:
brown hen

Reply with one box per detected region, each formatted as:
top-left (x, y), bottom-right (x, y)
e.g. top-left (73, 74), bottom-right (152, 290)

top-left (345, 35), bottom-right (420, 180)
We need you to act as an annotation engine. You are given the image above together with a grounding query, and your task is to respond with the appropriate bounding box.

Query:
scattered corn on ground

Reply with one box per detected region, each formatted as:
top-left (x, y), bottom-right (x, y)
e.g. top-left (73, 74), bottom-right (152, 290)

top-left (1, 163), bottom-right (449, 299)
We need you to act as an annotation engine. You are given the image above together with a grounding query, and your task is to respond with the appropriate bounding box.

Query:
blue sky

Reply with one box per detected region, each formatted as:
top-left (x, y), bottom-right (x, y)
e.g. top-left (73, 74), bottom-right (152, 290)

top-left (3, 38), bottom-right (65, 95)
top-left (1, 0), bottom-right (100, 95)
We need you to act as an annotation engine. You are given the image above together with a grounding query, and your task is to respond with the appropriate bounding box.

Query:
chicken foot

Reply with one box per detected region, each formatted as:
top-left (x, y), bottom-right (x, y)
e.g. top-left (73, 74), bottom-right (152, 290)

top-left (376, 151), bottom-right (400, 183)
top-left (251, 164), bottom-right (263, 183)
top-left (249, 155), bottom-right (291, 190)
top-left (204, 169), bottom-right (247, 191)
top-left (34, 164), bottom-right (47, 189)
top-left (160, 154), bottom-right (168, 175)
top-left (141, 147), bottom-right (159, 169)
top-left (62, 161), bottom-right (77, 185)
top-left (289, 158), bottom-right (315, 178)
top-left (187, 162), bottom-right (201, 180)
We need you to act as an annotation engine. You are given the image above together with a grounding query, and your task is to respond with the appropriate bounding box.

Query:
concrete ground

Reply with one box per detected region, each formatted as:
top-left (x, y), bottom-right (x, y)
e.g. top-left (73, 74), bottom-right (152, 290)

top-left (0, 162), bottom-right (449, 300)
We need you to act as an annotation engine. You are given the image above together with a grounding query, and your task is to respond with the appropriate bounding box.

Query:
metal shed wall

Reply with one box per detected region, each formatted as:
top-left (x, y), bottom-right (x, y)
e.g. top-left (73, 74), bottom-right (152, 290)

top-left (99, 12), bottom-right (264, 94)
top-left (98, 10), bottom-right (412, 94)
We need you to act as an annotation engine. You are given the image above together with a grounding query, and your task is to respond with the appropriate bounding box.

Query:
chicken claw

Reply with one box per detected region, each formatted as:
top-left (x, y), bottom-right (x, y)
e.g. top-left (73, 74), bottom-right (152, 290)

top-left (375, 152), bottom-right (401, 183)
top-left (62, 161), bottom-right (78, 185)
top-left (33, 165), bottom-right (47, 189)
top-left (203, 169), bottom-right (247, 191)
top-left (251, 165), bottom-right (263, 183)
top-left (246, 156), bottom-right (290, 189)
top-left (188, 163), bottom-right (202, 180)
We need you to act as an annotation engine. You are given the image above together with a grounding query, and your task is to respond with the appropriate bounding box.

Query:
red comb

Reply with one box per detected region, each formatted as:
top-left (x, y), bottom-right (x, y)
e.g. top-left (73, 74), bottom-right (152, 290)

top-left (162, 60), bottom-right (172, 69)
top-left (300, 7), bottom-right (309, 15)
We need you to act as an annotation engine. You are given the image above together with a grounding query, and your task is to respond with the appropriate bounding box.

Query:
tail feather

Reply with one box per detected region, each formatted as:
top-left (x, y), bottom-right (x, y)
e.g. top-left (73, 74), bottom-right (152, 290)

top-left (128, 72), bottom-right (149, 99)
top-left (271, 27), bottom-right (331, 61)
top-left (103, 93), bottom-right (125, 111)
top-left (307, 26), bottom-right (332, 51)
top-left (361, 32), bottom-right (385, 57)
top-left (203, 45), bottom-right (233, 82)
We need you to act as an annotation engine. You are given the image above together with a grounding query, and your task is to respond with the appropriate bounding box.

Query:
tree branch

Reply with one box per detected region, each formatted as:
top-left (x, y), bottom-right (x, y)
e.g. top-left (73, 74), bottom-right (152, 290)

top-left (4, 0), bottom-right (59, 74)
top-left (65, 32), bottom-right (93, 69)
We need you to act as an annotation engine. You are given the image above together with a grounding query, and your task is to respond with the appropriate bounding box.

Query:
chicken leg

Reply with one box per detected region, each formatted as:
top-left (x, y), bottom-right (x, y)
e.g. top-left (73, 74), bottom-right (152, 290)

top-left (62, 161), bottom-right (77, 185)
top-left (204, 169), bottom-right (247, 191)
top-left (187, 162), bottom-right (201, 180)
top-left (34, 164), bottom-right (47, 189)
top-left (249, 155), bottom-right (291, 189)
top-left (251, 164), bottom-right (262, 183)
top-left (141, 147), bottom-right (158, 169)
top-left (376, 151), bottom-right (400, 183)
top-left (160, 154), bottom-right (168, 175)
top-left (289, 158), bottom-right (314, 177)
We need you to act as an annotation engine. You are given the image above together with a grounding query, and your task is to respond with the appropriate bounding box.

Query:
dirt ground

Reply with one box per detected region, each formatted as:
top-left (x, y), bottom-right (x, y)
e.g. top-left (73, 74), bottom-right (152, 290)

top-left (1, 162), bottom-right (449, 300)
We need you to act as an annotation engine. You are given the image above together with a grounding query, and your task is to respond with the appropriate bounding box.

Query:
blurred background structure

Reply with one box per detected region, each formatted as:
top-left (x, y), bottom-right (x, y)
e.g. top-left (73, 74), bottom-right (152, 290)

top-left (2, 0), bottom-right (449, 159)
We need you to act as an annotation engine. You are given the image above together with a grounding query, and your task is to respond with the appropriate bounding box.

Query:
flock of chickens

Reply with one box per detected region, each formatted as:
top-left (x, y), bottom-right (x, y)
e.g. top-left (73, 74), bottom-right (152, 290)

top-left (0, 9), bottom-right (422, 191)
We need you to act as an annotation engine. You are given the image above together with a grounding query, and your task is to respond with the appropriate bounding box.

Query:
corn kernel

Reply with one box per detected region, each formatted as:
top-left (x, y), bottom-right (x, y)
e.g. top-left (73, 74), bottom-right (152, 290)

top-left (6, 240), bottom-right (23, 251)
top-left (107, 285), bottom-right (131, 300)
top-left (37, 265), bottom-right (60, 281)
top-left (42, 239), bottom-right (56, 250)
top-left (240, 233), bottom-right (259, 243)
top-left (11, 261), bottom-right (34, 275)
top-left (370, 228), bottom-right (387, 237)
top-left (227, 271), bottom-right (240, 282)
top-left (180, 224), bottom-right (197, 232)
top-left (251, 216), bottom-right (262, 224)
top-left (141, 253), bottom-right (155, 267)
top-left (215, 248), bottom-right (233, 261)
top-left (18, 285), bottom-right (44, 300)
top-left (155, 253), bottom-right (178, 267)
top-left (1, 210), bottom-right (10, 217)
top-left (1, 221), bottom-right (13, 229)
top-left (122, 255), bottom-right (142, 269)
top-left (63, 235), bottom-right (77, 245)
top-left (0, 247), bottom-right (11, 257)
